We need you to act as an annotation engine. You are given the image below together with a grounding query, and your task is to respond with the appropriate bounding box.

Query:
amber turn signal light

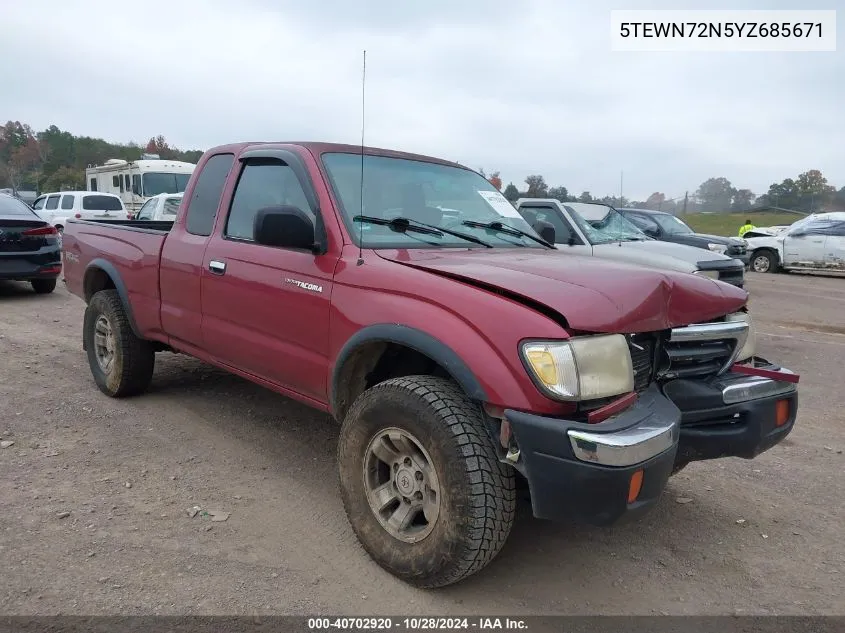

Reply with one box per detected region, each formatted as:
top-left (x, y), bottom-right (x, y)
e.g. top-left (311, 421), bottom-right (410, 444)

top-left (775, 399), bottom-right (790, 427)
top-left (628, 469), bottom-right (644, 504)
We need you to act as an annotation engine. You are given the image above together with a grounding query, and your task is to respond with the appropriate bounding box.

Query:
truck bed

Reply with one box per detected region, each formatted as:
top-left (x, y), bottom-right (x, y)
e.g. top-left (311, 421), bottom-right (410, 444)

top-left (62, 218), bottom-right (172, 338)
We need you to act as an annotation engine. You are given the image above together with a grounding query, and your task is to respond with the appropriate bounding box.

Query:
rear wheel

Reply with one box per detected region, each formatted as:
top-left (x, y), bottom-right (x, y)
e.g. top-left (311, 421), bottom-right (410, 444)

top-left (751, 250), bottom-right (778, 274)
top-left (337, 376), bottom-right (516, 588)
top-left (83, 290), bottom-right (155, 397)
top-left (31, 279), bottom-right (57, 294)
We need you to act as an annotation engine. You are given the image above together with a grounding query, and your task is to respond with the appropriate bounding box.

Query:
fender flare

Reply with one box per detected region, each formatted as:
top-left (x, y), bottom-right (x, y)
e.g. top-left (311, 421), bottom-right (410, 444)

top-left (83, 258), bottom-right (142, 337)
top-left (330, 324), bottom-right (488, 416)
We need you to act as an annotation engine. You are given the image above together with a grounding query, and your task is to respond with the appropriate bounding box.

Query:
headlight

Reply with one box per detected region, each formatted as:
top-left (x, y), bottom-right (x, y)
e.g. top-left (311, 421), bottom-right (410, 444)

top-left (708, 243), bottom-right (727, 254)
top-left (521, 335), bottom-right (634, 401)
top-left (726, 312), bottom-right (755, 361)
top-left (694, 269), bottom-right (720, 279)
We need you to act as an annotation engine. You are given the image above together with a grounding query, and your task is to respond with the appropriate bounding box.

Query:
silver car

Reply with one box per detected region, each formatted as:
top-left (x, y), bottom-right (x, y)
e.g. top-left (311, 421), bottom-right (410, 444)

top-left (516, 199), bottom-right (745, 288)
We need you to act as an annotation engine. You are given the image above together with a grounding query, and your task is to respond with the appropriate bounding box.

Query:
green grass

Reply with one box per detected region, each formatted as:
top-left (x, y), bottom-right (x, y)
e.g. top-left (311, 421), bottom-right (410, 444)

top-left (682, 212), bottom-right (801, 237)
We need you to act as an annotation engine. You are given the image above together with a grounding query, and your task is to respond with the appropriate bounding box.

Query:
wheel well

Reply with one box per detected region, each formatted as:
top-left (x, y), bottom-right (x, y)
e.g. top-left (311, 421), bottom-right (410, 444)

top-left (333, 342), bottom-right (453, 421)
top-left (84, 267), bottom-right (116, 302)
top-left (752, 247), bottom-right (779, 261)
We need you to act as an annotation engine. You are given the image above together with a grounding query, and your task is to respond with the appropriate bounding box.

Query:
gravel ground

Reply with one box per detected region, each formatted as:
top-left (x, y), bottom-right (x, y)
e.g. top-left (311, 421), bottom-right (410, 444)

top-left (0, 273), bottom-right (843, 615)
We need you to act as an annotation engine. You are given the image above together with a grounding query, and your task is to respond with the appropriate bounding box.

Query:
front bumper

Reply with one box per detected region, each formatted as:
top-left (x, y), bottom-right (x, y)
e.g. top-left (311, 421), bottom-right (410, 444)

top-left (503, 364), bottom-right (797, 526)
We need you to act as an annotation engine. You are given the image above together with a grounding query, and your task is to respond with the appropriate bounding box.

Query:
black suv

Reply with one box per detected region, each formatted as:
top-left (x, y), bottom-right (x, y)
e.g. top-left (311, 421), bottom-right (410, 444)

top-left (617, 208), bottom-right (750, 267)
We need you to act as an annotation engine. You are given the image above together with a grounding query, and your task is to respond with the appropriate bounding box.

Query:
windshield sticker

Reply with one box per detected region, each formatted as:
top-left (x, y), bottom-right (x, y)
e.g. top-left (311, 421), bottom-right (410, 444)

top-left (477, 190), bottom-right (521, 219)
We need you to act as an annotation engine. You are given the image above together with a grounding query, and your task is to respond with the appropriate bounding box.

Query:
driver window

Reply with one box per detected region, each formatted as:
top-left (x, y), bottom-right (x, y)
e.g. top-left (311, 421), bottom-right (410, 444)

top-left (225, 159), bottom-right (314, 241)
top-left (518, 206), bottom-right (575, 244)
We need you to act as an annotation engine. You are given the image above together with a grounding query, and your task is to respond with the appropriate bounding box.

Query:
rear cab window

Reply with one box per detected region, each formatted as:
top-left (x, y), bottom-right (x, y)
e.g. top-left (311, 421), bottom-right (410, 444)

top-left (184, 154), bottom-right (235, 236)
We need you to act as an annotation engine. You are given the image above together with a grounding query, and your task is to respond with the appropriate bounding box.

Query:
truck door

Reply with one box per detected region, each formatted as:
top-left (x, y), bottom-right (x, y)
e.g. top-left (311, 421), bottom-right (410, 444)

top-left (783, 218), bottom-right (831, 268)
top-left (823, 220), bottom-right (845, 269)
top-left (160, 152), bottom-right (236, 352)
top-left (200, 151), bottom-right (335, 402)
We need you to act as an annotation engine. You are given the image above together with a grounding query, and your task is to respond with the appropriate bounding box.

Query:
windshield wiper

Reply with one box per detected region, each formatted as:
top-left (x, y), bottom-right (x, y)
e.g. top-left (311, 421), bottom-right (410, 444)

top-left (461, 220), bottom-right (555, 249)
top-left (353, 215), bottom-right (493, 248)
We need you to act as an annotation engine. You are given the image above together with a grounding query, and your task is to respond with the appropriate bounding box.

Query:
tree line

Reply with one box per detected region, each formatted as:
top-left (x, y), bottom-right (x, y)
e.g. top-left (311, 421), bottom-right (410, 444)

top-left (0, 120), bottom-right (202, 194)
top-left (488, 171), bottom-right (845, 215)
top-left (3, 120), bottom-right (842, 215)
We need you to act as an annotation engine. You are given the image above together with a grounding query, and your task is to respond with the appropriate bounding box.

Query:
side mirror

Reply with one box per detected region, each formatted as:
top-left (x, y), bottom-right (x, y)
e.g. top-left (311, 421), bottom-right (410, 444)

top-left (642, 227), bottom-right (660, 238)
top-left (253, 205), bottom-right (317, 251)
top-left (532, 220), bottom-right (556, 244)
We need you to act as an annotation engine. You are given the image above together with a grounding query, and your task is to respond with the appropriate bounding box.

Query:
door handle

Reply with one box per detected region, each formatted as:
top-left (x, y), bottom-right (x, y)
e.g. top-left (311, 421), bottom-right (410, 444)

top-left (209, 260), bottom-right (226, 274)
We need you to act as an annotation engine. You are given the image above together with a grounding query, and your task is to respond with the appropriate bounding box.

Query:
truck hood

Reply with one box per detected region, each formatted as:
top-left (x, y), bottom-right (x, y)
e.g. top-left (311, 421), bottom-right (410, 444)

top-left (376, 249), bottom-right (747, 334)
top-left (593, 239), bottom-right (737, 270)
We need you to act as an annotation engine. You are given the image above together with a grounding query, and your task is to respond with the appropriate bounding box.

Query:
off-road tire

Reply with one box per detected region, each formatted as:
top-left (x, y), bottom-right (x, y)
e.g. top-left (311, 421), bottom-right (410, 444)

top-left (337, 376), bottom-right (516, 588)
top-left (83, 290), bottom-right (155, 397)
top-left (751, 249), bottom-right (778, 274)
top-left (31, 279), bottom-right (57, 294)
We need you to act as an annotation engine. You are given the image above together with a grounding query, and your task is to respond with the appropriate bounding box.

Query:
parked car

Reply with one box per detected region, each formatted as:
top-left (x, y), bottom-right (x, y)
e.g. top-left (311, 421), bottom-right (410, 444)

top-left (516, 199), bottom-right (746, 287)
top-left (617, 208), bottom-right (750, 266)
top-left (0, 192), bottom-right (62, 294)
top-left (744, 212), bottom-right (845, 274)
top-left (62, 141), bottom-right (798, 588)
top-left (33, 191), bottom-right (128, 232)
top-left (133, 193), bottom-right (183, 221)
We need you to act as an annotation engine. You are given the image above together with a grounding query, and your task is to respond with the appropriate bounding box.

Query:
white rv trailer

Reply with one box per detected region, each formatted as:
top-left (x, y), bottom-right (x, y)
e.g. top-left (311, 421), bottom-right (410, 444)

top-left (85, 155), bottom-right (196, 213)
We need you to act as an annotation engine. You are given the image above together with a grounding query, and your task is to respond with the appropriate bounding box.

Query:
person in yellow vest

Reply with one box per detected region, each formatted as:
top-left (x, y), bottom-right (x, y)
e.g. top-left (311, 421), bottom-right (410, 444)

top-left (738, 218), bottom-right (755, 238)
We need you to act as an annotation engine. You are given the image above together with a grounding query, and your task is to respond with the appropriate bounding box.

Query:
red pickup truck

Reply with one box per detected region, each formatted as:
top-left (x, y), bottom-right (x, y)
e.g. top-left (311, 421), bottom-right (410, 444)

top-left (62, 142), bottom-right (799, 588)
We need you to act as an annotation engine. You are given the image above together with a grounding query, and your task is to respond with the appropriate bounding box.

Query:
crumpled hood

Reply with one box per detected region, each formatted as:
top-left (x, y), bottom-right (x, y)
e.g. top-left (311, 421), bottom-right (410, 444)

top-left (377, 248), bottom-right (748, 334)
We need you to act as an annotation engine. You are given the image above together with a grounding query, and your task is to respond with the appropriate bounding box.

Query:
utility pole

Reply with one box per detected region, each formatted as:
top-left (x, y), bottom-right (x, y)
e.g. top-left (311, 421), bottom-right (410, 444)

top-left (619, 171), bottom-right (624, 206)
top-left (682, 191), bottom-right (689, 215)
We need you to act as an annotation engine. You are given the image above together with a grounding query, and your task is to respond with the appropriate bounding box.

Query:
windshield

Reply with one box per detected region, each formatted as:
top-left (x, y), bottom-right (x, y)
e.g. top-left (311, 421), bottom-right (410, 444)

top-left (142, 172), bottom-right (191, 197)
top-left (321, 153), bottom-right (543, 249)
top-left (564, 202), bottom-right (648, 244)
top-left (652, 213), bottom-right (694, 235)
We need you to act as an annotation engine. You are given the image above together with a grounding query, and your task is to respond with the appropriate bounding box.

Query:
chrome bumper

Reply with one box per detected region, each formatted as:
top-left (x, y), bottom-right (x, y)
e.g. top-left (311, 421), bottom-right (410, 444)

top-left (567, 416), bottom-right (678, 467)
top-left (721, 368), bottom-right (798, 405)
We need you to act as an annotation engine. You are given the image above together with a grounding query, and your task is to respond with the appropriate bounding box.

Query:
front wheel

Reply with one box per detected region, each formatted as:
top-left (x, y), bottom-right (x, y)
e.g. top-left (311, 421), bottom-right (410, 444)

top-left (83, 290), bottom-right (155, 397)
top-left (337, 376), bottom-right (516, 588)
top-left (751, 250), bottom-right (778, 274)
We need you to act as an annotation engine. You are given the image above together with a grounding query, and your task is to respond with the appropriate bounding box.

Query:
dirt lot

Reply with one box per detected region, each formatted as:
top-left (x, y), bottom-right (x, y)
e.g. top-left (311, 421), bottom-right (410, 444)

top-left (1, 273), bottom-right (843, 616)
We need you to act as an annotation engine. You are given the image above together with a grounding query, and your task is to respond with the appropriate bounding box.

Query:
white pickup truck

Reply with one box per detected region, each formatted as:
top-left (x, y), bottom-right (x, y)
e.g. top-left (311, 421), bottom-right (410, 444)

top-left (516, 199), bottom-right (746, 288)
top-left (745, 212), bottom-right (845, 274)
top-left (133, 192), bottom-right (183, 221)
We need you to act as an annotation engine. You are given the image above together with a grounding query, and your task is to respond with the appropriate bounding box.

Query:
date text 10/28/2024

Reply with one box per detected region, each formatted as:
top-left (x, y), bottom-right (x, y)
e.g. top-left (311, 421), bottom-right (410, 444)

top-left (308, 617), bottom-right (528, 631)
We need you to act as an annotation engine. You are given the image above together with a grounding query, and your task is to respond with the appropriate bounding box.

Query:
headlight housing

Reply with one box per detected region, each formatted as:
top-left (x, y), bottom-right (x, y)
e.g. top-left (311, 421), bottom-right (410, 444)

top-left (521, 335), bottom-right (634, 401)
top-left (694, 269), bottom-right (720, 279)
top-left (726, 311), bottom-right (756, 362)
top-left (708, 243), bottom-right (728, 254)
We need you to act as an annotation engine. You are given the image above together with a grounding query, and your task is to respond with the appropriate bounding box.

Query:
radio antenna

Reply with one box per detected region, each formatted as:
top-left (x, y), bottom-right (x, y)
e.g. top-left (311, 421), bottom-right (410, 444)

top-left (356, 50), bottom-right (367, 266)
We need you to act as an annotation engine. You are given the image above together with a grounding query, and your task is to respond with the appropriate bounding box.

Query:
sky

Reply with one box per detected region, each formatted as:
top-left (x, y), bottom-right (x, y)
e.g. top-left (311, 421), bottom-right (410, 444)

top-left (1, 0), bottom-right (842, 201)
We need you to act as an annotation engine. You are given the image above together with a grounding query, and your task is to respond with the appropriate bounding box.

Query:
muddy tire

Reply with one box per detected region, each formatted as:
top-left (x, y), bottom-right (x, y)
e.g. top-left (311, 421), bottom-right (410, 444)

top-left (337, 376), bottom-right (516, 588)
top-left (751, 249), bottom-right (778, 274)
top-left (31, 279), bottom-right (57, 294)
top-left (83, 290), bottom-right (155, 397)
